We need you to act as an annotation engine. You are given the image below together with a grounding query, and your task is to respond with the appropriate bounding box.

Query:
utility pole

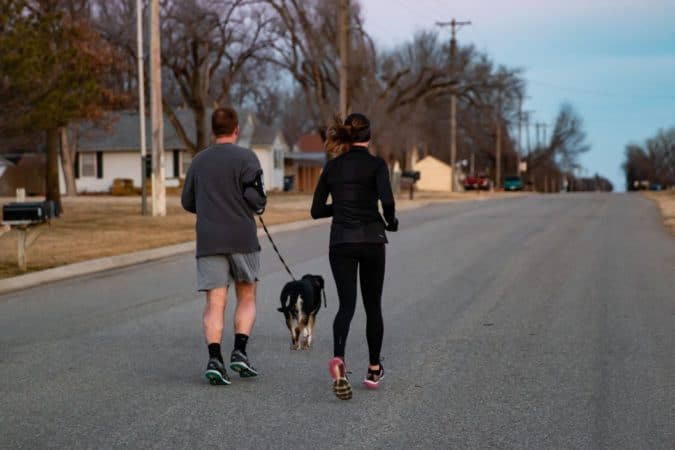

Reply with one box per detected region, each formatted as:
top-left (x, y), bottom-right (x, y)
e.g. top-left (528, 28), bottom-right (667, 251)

top-left (523, 111), bottom-right (533, 156)
top-left (149, 0), bottom-right (165, 216)
top-left (517, 94), bottom-right (525, 177)
top-left (136, 0), bottom-right (147, 216)
top-left (339, 0), bottom-right (349, 118)
top-left (437, 18), bottom-right (471, 192)
top-left (536, 122), bottom-right (548, 149)
top-left (542, 123), bottom-right (548, 147)
top-left (495, 94), bottom-right (502, 190)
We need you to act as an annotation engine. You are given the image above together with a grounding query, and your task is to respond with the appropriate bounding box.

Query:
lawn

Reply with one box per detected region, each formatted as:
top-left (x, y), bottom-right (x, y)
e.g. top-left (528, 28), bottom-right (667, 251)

top-left (0, 194), bottom-right (312, 278)
top-left (643, 190), bottom-right (675, 236)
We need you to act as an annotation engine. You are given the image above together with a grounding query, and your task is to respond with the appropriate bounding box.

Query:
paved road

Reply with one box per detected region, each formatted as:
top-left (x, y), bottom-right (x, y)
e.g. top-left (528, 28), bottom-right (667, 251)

top-left (1, 194), bottom-right (673, 449)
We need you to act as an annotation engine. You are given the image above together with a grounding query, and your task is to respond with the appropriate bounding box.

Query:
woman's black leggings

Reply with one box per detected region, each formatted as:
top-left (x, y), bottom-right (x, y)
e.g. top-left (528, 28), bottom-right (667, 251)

top-left (329, 243), bottom-right (385, 366)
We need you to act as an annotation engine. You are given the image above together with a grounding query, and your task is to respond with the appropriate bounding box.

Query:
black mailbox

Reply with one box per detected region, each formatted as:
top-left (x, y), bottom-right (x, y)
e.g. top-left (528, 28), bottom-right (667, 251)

top-left (2, 201), bottom-right (60, 223)
top-left (402, 170), bottom-right (421, 182)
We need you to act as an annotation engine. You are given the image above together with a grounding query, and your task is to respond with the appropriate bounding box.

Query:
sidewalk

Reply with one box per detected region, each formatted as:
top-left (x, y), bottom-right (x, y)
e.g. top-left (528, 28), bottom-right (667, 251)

top-left (0, 191), bottom-right (517, 292)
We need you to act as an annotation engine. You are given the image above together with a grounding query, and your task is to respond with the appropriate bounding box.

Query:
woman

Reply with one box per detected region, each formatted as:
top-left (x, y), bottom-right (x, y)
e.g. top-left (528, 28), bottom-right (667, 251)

top-left (311, 113), bottom-right (398, 400)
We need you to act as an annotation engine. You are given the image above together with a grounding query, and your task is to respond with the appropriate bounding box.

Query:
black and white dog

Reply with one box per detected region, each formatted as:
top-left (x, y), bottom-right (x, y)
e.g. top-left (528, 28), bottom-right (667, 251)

top-left (277, 274), bottom-right (326, 350)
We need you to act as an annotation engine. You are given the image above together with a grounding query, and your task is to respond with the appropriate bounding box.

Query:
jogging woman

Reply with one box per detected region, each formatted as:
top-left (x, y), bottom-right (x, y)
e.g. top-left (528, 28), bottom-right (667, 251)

top-left (311, 113), bottom-right (398, 400)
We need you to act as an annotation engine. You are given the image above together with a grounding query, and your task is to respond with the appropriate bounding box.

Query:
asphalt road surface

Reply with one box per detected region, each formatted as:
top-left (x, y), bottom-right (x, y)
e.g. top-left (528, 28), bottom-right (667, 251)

top-left (1, 193), bottom-right (673, 449)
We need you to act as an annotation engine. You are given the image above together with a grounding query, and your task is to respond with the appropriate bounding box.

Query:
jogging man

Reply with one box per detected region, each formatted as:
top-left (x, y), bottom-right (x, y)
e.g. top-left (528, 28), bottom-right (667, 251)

top-left (181, 107), bottom-right (267, 385)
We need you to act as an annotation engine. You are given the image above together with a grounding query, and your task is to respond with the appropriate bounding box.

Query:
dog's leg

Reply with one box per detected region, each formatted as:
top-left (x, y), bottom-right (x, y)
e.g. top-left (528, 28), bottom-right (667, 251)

top-left (292, 325), bottom-right (302, 350)
top-left (286, 316), bottom-right (299, 350)
top-left (299, 317), bottom-right (310, 350)
top-left (304, 316), bottom-right (313, 349)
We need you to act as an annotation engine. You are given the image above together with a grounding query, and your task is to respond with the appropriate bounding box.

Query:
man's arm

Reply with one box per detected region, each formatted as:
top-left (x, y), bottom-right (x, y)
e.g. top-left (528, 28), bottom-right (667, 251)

top-left (181, 164), bottom-right (196, 213)
top-left (241, 155), bottom-right (267, 215)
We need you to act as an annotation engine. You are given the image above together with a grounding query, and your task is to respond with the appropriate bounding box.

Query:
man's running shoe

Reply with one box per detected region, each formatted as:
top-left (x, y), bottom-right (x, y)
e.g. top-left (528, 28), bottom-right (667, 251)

top-left (328, 356), bottom-right (352, 400)
top-left (204, 358), bottom-right (231, 385)
top-left (363, 364), bottom-right (384, 389)
top-left (229, 349), bottom-right (258, 378)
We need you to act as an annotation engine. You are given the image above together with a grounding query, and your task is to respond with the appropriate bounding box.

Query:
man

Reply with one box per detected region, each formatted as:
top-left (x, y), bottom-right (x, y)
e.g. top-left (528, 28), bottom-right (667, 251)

top-left (181, 107), bottom-right (267, 385)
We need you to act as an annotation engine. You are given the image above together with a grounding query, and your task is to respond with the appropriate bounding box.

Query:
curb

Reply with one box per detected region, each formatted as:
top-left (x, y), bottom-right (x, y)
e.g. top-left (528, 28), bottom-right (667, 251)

top-left (0, 196), bottom-right (494, 295)
top-left (0, 217), bottom-right (329, 296)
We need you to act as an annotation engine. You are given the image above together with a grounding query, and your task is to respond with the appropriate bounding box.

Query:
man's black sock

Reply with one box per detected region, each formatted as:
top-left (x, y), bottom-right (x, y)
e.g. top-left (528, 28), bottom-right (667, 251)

top-left (234, 334), bottom-right (249, 355)
top-left (208, 343), bottom-right (223, 364)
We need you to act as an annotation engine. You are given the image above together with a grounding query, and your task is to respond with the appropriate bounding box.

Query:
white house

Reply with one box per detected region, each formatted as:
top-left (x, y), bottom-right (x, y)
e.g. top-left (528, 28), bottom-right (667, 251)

top-left (237, 114), bottom-right (287, 192)
top-left (0, 157), bottom-right (11, 180)
top-left (59, 109), bottom-right (286, 194)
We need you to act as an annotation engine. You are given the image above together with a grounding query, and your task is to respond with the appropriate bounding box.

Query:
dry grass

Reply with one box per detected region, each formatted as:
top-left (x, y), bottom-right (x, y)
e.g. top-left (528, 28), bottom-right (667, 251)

top-left (643, 190), bottom-right (675, 236)
top-left (0, 194), bottom-right (311, 278)
top-left (0, 190), bottom-right (524, 278)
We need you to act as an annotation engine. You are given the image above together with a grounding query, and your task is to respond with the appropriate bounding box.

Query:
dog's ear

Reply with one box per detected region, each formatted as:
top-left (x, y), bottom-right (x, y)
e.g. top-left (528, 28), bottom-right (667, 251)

top-left (277, 307), bottom-right (285, 313)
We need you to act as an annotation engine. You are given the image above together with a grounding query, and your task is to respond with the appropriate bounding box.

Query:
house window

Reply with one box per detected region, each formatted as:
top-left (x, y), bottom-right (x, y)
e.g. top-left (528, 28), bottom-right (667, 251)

top-left (181, 151), bottom-right (192, 177)
top-left (274, 148), bottom-right (283, 169)
top-left (81, 153), bottom-right (96, 177)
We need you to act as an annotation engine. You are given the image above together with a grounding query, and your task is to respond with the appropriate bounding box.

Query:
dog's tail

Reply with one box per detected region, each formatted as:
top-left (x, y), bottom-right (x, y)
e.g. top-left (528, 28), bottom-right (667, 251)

top-left (278, 284), bottom-right (292, 313)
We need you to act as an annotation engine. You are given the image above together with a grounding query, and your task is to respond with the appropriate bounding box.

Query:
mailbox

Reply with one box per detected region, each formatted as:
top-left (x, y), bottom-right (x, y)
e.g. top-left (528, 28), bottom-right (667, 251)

top-left (2, 201), bottom-right (59, 223)
top-left (401, 170), bottom-right (421, 182)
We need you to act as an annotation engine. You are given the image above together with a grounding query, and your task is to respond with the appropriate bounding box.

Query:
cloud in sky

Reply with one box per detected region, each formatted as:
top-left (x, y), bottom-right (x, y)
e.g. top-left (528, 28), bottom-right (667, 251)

top-left (361, 0), bottom-right (675, 189)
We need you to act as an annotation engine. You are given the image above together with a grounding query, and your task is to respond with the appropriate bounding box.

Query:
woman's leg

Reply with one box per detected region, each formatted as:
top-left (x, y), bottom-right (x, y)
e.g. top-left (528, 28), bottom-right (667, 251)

top-left (359, 244), bottom-right (386, 367)
top-left (329, 244), bottom-right (359, 359)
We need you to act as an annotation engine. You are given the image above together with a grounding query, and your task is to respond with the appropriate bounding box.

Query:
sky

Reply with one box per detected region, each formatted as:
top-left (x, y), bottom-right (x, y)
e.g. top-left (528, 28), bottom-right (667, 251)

top-left (360, 0), bottom-right (675, 191)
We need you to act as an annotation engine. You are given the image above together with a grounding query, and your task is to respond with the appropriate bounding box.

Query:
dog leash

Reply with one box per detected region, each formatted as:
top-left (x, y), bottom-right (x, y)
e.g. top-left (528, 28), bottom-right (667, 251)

top-left (258, 215), bottom-right (297, 281)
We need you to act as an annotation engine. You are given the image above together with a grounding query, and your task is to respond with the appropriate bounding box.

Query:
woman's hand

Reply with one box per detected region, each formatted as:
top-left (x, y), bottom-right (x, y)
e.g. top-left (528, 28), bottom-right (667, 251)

top-left (385, 217), bottom-right (399, 232)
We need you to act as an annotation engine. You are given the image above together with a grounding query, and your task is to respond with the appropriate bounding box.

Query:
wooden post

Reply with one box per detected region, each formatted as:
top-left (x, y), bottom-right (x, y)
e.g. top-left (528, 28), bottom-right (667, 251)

top-left (9, 223), bottom-right (47, 272)
top-left (17, 229), bottom-right (27, 272)
top-left (339, 0), bottom-right (349, 118)
top-left (150, 0), bottom-right (166, 216)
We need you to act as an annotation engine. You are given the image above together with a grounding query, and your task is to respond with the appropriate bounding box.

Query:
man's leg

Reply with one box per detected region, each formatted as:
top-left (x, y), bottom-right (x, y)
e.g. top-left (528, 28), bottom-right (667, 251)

top-left (233, 281), bottom-right (256, 337)
top-left (229, 251), bottom-right (260, 377)
top-left (204, 287), bottom-right (228, 357)
top-left (203, 287), bottom-right (231, 385)
top-left (229, 281), bottom-right (259, 376)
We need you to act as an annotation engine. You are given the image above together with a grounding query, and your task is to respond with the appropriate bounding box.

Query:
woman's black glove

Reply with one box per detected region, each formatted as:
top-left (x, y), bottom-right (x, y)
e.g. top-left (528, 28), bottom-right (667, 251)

top-left (385, 217), bottom-right (399, 232)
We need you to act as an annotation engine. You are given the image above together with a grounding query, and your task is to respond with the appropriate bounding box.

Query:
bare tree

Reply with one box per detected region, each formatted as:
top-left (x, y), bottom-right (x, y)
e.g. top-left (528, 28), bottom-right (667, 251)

top-left (623, 126), bottom-right (675, 190)
top-left (160, 0), bottom-right (273, 154)
top-left (95, 0), bottom-right (273, 154)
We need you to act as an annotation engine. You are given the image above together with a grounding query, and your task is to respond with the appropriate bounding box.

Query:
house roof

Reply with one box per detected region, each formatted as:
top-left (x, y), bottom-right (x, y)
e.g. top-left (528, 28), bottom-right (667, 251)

top-left (415, 155), bottom-right (450, 169)
top-left (76, 109), bottom-right (286, 152)
top-left (77, 109), bottom-right (196, 152)
top-left (285, 152), bottom-right (326, 163)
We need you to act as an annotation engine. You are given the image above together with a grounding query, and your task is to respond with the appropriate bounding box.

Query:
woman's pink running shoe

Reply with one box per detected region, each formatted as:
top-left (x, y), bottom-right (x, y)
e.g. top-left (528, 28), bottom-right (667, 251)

top-left (363, 364), bottom-right (384, 389)
top-left (328, 357), bottom-right (352, 400)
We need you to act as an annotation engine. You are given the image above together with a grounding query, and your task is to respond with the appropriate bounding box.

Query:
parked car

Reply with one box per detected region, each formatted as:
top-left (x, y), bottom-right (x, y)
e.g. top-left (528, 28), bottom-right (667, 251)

top-left (503, 176), bottom-right (523, 191)
top-left (464, 173), bottom-right (492, 190)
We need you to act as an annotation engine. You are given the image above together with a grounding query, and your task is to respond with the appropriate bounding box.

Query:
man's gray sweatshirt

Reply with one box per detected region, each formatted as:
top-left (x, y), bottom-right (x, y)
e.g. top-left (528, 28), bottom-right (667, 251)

top-left (181, 143), bottom-right (267, 257)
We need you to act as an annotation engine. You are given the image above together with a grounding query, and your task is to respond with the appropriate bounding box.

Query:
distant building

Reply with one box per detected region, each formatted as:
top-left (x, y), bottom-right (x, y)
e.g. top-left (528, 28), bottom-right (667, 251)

top-left (0, 154), bottom-right (45, 197)
top-left (414, 155), bottom-right (453, 192)
top-left (285, 132), bottom-right (326, 193)
top-left (58, 109), bottom-right (287, 194)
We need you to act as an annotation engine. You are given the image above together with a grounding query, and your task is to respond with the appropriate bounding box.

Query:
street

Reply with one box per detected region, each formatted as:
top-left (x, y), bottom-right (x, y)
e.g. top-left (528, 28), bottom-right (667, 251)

top-left (0, 193), bottom-right (673, 449)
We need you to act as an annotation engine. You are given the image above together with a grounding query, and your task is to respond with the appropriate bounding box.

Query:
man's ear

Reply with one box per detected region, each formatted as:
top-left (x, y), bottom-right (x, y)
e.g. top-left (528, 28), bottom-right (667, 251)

top-left (233, 126), bottom-right (239, 138)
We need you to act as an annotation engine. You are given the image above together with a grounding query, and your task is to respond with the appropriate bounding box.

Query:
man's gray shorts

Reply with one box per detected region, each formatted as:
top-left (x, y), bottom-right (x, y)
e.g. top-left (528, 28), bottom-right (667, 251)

top-left (196, 252), bottom-right (260, 291)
